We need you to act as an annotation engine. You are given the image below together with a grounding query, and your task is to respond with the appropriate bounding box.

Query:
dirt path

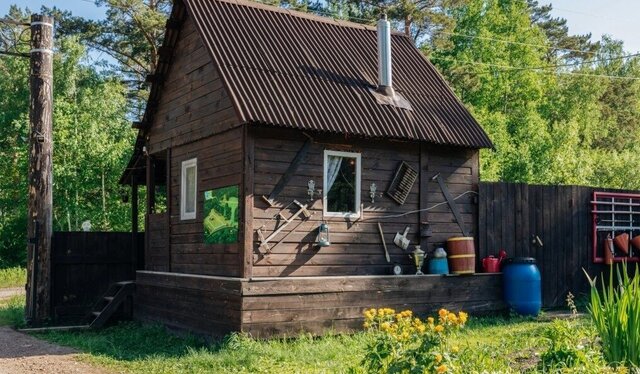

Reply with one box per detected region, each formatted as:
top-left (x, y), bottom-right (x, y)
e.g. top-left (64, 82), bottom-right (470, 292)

top-left (0, 287), bottom-right (23, 300)
top-left (0, 326), bottom-right (112, 374)
top-left (0, 288), bottom-right (111, 373)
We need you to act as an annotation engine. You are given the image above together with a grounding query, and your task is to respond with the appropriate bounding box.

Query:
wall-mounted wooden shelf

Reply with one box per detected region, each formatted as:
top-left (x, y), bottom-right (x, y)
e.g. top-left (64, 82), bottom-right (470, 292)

top-left (592, 191), bottom-right (640, 263)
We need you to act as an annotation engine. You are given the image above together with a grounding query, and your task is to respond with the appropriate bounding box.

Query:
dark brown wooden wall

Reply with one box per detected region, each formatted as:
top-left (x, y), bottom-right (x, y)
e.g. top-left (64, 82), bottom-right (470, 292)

top-left (141, 12), bottom-right (244, 277)
top-left (51, 232), bottom-right (142, 324)
top-left (146, 15), bottom-right (238, 154)
top-left (250, 128), bottom-right (479, 277)
top-left (135, 271), bottom-right (241, 337)
top-left (134, 271), bottom-right (503, 338)
top-left (170, 127), bottom-right (244, 277)
top-left (478, 182), bottom-right (607, 307)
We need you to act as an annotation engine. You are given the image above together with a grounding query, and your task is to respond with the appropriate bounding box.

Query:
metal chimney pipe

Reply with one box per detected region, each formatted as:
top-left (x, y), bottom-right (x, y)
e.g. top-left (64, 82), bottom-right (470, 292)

top-left (377, 13), bottom-right (393, 95)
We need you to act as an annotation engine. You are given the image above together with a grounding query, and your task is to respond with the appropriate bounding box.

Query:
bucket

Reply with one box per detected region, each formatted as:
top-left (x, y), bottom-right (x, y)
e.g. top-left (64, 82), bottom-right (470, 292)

top-left (614, 233), bottom-right (629, 255)
top-left (482, 256), bottom-right (500, 273)
top-left (632, 235), bottom-right (640, 251)
top-left (502, 257), bottom-right (542, 316)
top-left (428, 258), bottom-right (449, 274)
top-left (446, 237), bottom-right (475, 274)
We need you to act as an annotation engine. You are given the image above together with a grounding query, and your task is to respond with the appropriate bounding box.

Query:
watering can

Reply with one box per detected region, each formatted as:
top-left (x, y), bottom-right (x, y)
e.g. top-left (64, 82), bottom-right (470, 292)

top-left (482, 250), bottom-right (507, 273)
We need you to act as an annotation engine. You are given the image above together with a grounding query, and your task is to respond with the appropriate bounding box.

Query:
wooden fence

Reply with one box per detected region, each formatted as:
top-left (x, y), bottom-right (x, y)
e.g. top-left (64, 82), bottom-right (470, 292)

top-left (51, 231), bottom-right (143, 324)
top-left (477, 182), bottom-right (614, 308)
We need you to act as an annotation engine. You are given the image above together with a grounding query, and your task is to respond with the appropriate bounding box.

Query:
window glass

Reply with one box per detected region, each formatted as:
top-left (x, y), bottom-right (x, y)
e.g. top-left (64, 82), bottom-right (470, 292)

top-left (185, 166), bottom-right (196, 213)
top-left (181, 158), bottom-right (197, 220)
top-left (324, 151), bottom-right (360, 217)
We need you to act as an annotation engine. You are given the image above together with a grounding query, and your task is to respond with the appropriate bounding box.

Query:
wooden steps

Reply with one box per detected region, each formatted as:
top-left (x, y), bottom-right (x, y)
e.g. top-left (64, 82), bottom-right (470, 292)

top-left (88, 281), bottom-right (135, 329)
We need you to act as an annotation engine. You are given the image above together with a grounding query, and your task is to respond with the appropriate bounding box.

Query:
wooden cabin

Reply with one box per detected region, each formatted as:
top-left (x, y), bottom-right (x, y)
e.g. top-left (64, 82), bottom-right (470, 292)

top-left (120, 0), bottom-right (501, 338)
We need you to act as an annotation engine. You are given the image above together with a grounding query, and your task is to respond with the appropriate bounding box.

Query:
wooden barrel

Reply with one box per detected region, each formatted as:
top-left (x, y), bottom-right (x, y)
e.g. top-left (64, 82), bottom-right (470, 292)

top-left (447, 237), bottom-right (476, 274)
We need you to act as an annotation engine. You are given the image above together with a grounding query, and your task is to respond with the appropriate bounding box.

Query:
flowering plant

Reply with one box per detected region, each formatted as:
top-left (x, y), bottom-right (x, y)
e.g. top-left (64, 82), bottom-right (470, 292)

top-left (362, 307), bottom-right (467, 373)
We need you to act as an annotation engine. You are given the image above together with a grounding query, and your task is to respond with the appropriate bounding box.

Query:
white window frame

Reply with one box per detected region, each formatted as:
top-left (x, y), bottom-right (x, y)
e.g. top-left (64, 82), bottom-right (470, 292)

top-left (323, 150), bottom-right (361, 219)
top-left (180, 158), bottom-right (197, 220)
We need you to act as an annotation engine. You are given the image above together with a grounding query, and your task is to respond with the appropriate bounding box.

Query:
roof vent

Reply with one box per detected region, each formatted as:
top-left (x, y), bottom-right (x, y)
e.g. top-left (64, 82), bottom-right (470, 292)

top-left (370, 13), bottom-right (412, 111)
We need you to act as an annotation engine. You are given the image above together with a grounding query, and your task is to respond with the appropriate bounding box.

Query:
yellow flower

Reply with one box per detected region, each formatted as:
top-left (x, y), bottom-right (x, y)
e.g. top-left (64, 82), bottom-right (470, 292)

top-left (451, 345), bottom-right (459, 354)
top-left (435, 324), bottom-right (444, 333)
top-left (416, 324), bottom-right (426, 333)
top-left (458, 311), bottom-right (468, 324)
top-left (435, 353), bottom-right (443, 363)
top-left (377, 308), bottom-right (385, 317)
top-left (363, 322), bottom-right (370, 329)
top-left (448, 313), bottom-right (458, 323)
top-left (436, 364), bottom-right (448, 373)
top-left (380, 322), bottom-right (391, 331)
top-left (427, 317), bottom-right (435, 325)
top-left (438, 309), bottom-right (448, 318)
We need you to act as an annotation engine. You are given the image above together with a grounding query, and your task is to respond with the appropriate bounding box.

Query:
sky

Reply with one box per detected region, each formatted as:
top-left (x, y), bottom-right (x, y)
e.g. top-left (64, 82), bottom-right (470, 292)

top-left (1, 0), bottom-right (640, 52)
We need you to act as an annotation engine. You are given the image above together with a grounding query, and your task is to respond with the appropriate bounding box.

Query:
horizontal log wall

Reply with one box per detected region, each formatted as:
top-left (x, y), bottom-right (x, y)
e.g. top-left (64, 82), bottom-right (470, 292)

top-left (250, 128), bottom-right (479, 277)
top-left (241, 274), bottom-right (503, 337)
top-left (134, 271), bottom-right (504, 338)
top-left (142, 12), bottom-right (244, 277)
top-left (135, 271), bottom-right (242, 337)
top-left (146, 15), bottom-right (239, 154)
top-left (170, 127), bottom-right (244, 277)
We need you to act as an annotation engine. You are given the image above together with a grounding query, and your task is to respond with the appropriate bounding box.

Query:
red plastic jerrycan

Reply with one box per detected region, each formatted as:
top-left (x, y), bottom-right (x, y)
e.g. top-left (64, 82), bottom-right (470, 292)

top-left (482, 256), bottom-right (501, 273)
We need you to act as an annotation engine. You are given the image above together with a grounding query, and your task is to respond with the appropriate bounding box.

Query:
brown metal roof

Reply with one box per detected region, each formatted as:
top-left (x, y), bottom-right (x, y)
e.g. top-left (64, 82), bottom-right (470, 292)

top-left (183, 0), bottom-right (492, 148)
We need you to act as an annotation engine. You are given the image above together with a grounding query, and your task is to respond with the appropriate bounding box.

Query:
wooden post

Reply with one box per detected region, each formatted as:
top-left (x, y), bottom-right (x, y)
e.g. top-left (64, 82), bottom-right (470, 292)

top-left (25, 14), bottom-right (54, 325)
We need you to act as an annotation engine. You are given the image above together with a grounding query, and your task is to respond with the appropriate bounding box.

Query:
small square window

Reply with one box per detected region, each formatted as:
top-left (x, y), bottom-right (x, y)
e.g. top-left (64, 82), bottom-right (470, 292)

top-left (181, 158), bottom-right (197, 220)
top-left (323, 150), bottom-right (361, 218)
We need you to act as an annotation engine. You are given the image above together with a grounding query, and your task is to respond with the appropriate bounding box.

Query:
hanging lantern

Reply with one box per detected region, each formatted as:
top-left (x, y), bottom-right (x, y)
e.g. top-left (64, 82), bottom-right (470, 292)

top-left (318, 222), bottom-right (331, 247)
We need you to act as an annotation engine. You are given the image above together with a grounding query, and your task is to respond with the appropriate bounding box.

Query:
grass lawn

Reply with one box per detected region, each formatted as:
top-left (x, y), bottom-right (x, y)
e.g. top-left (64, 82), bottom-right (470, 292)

top-left (0, 294), bottom-right (618, 373)
top-left (0, 266), bottom-right (26, 288)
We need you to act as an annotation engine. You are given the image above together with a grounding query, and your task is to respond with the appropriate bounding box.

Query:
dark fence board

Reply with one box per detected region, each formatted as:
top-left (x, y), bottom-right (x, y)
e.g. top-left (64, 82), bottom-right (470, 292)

top-left (51, 231), bottom-right (142, 324)
top-left (478, 182), bottom-right (635, 308)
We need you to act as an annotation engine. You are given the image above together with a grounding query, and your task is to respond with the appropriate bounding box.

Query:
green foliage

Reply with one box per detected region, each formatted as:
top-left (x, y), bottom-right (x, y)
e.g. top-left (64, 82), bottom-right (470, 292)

top-left (586, 263), bottom-right (640, 369)
top-left (0, 13), bottom-right (134, 266)
top-left (0, 295), bottom-right (26, 327)
top-left (538, 319), bottom-right (604, 371)
top-left (0, 267), bottom-right (26, 288)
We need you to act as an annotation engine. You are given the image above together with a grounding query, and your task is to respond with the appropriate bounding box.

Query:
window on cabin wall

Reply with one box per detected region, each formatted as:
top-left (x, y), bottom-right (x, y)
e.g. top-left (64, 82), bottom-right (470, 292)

top-left (180, 158), bottom-right (197, 220)
top-left (323, 150), bottom-right (361, 218)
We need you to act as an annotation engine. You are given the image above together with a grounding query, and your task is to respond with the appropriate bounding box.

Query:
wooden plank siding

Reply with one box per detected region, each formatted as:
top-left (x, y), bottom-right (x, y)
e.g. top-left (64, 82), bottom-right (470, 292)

top-left (250, 128), bottom-right (480, 277)
top-left (134, 270), bottom-right (504, 338)
top-left (169, 127), bottom-right (244, 277)
top-left (141, 13), bottom-right (244, 277)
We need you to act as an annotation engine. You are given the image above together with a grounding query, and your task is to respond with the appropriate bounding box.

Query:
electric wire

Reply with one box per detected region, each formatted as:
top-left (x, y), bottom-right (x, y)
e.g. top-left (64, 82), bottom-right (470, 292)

top-left (360, 190), bottom-right (479, 221)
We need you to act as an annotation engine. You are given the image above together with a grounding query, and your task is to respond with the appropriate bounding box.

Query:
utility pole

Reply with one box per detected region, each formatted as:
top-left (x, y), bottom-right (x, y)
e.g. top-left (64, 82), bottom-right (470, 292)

top-left (25, 14), bottom-right (54, 325)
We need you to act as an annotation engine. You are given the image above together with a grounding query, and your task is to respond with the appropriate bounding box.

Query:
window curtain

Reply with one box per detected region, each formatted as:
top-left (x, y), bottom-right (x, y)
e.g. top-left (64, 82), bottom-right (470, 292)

top-left (326, 155), bottom-right (343, 192)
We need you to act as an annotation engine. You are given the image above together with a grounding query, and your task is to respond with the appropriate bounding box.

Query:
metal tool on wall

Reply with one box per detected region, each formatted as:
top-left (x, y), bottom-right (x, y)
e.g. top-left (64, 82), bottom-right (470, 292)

top-left (257, 200), bottom-right (311, 254)
top-left (262, 137), bottom-right (312, 208)
top-left (432, 173), bottom-right (470, 237)
top-left (393, 226), bottom-right (411, 250)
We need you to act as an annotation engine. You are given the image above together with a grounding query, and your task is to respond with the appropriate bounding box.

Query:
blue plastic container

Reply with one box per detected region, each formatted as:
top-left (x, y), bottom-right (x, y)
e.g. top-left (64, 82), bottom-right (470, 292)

top-left (502, 257), bottom-right (542, 316)
top-left (428, 258), bottom-right (449, 275)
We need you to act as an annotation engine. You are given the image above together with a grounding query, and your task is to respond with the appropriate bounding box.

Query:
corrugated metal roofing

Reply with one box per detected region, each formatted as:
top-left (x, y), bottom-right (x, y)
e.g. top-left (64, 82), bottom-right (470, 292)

top-left (183, 0), bottom-right (492, 148)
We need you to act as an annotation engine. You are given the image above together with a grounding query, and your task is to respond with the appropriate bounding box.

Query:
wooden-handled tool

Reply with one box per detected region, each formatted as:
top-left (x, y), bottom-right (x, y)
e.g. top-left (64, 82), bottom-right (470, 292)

top-left (378, 222), bottom-right (390, 263)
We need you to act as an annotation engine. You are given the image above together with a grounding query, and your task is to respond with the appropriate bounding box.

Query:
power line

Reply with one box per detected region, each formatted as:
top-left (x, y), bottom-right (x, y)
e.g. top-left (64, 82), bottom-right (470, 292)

top-left (0, 18), bottom-right (29, 27)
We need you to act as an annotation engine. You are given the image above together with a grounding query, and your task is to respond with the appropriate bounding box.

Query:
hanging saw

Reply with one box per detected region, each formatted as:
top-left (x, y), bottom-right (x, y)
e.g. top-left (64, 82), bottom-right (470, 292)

top-left (432, 173), bottom-right (470, 237)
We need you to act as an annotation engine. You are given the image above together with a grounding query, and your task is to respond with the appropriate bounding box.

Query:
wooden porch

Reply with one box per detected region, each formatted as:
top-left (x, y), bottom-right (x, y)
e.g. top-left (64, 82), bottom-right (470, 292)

top-left (134, 271), bottom-right (504, 338)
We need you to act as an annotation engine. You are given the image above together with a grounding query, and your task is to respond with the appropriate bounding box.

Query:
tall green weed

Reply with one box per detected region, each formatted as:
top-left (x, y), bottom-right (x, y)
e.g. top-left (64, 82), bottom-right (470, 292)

top-left (585, 263), bottom-right (640, 368)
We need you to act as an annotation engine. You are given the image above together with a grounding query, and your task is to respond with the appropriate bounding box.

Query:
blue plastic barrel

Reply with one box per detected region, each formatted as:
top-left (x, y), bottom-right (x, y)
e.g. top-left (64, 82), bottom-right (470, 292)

top-left (502, 257), bottom-right (542, 316)
top-left (428, 258), bottom-right (449, 275)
